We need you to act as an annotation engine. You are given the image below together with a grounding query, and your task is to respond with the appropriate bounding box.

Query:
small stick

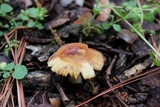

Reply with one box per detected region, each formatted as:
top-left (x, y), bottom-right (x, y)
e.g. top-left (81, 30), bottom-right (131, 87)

top-left (150, 34), bottom-right (159, 51)
top-left (27, 92), bottom-right (39, 107)
top-left (0, 26), bottom-right (27, 50)
top-left (105, 55), bottom-right (129, 107)
top-left (85, 41), bottom-right (134, 56)
top-left (55, 83), bottom-right (70, 103)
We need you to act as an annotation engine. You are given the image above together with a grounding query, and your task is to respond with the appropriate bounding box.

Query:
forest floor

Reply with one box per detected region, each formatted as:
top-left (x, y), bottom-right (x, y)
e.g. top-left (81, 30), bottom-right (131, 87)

top-left (0, 0), bottom-right (160, 107)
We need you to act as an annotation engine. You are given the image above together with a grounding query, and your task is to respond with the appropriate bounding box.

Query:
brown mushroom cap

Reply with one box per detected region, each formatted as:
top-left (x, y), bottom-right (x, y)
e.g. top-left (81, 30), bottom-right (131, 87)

top-left (48, 43), bottom-right (105, 79)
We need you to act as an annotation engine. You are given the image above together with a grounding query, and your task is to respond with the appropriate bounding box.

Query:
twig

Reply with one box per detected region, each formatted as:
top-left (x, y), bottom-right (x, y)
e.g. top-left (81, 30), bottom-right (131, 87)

top-left (0, 26), bottom-right (27, 50)
top-left (105, 55), bottom-right (129, 107)
top-left (105, 55), bottom-right (117, 79)
top-left (11, 92), bottom-right (15, 107)
top-left (0, 33), bottom-right (14, 50)
top-left (16, 80), bottom-right (26, 107)
top-left (17, 37), bottom-right (27, 64)
top-left (55, 83), bottom-right (70, 103)
top-left (85, 41), bottom-right (134, 56)
top-left (16, 38), bottom-right (27, 107)
top-left (1, 78), bottom-right (14, 107)
top-left (17, 80), bottom-right (21, 107)
top-left (150, 34), bottom-right (159, 51)
top-left (0, 76), bottom-right (14, 100)
top-left (27, 92), bottom-right (39, 107)
top-left (0, 76), bottom-right (12, 99)
top-left (0, 26), bottom-right (27, 107)
top-left (4, 34), bottom-right (15, 61)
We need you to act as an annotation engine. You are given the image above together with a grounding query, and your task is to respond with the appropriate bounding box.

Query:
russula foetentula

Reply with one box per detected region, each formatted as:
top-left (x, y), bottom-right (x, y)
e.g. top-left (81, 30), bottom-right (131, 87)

top-left (47, 43), bottom-right (105, 79)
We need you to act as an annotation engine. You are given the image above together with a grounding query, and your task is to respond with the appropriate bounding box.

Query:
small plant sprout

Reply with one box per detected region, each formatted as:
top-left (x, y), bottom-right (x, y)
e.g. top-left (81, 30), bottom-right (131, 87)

top-left (101, 0), bottom-right (160, 62)
top-left (0, 3), bottom-right (48, 36)
top-left (48, 43), bottom-right (105, 80)
top-left (0, 62), bottom-right (28, 80)
top-left (0, 62), bottom-right (7, 70)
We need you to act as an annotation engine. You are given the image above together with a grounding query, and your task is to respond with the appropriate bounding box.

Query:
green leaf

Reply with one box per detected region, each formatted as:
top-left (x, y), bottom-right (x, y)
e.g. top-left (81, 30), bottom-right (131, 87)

top-left (5, 62), bottom-right (15, 71)
top-left (18, 14), bottom-right (29, 21)
top-left (35, 21), bottom-right (43, 29)
top-left (9, 19), bottom-right (23, 28)
top-left (132, 23), bottom-right (144, 33)
top-left (113, 24), bottom-right (121, 31)
top-left (0, 3), bottom-right (13, 13)
top-left (27, 21), bottom-right (35, 28)
top-left (102, 22), bottom-right (111, 30)
top-left (3, 72), bottom-right (10, 78)
top-left (146, 0), bottom-right (152, 2)
top-left (113, 7), bottom-right (125, 17)
top-left (149, 30), bottom-right (156, 35)
top-left (93, 7), bottom-right (103, 15)
top-left (0, 31), bottom-right (4, 37)
top-left (144, 12), bottom-right (154, 22)
top-left (28, 8), bottom-right (38, 18)
top-left (127, 8), bottom-right (141, 22)
top-left (92, 0), bottom-right (102, 16)
top-left (92, 27), bottom-right (102, 34)
top-left (122, 1), bottom-right (136, 10)
top-left (12, 65), bottom-right (28, 79)
top-left (0, 62), bottom-right (7, 70)
top-left (4, 24), bottom-right (9, 28)
top-left (149, 52), bottom-right (160, 66)
top-left (37, 7), bottom-right (48, 20)
top-left (142, 4), bottom-right (150, 9)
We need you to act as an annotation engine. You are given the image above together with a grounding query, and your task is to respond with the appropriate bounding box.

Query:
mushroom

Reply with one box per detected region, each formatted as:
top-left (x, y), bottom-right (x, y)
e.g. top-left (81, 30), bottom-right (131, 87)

top-left (47, 43), bottom-right (105, 80)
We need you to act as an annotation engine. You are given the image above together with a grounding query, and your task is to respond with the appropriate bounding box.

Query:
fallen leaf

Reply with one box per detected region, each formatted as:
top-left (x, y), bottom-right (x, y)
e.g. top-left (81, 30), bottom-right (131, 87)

top-left (117, 29), bottom-right (138, 44)
top-left (96, 0), bottom-right (111, 22)
top-left (73, 12), bottom-right (93, 26)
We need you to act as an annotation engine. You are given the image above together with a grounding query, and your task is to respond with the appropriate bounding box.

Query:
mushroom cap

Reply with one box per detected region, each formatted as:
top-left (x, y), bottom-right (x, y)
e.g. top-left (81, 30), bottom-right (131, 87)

top-left (48, 43), bottom-right (105, 79)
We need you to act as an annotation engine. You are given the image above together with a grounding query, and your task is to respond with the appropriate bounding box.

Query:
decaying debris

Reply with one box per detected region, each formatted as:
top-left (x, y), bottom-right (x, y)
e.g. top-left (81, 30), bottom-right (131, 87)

top-left (26, 45), bottom-right (59, 62)
top-left (22, 70), bottom-right (52, 88)
top-left (117, 58), bottom-right (153, 80)
top-left (26, 45), bottom-right (42, 55)
top-left (117, 29), bottom-right (138, 44)
top-left (96, 0), bottom-right (112, 22)
top-left (57, 24), bottom-right (82, 38)
top-left (45, 18), bottom-right (70, 29)
top-left (131, 39), bottom-right (152, 58)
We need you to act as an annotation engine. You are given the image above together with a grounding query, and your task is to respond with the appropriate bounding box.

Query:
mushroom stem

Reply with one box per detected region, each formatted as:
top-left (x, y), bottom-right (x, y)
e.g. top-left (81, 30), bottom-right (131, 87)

top-left (69, 75), bottom-right (83, 84)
